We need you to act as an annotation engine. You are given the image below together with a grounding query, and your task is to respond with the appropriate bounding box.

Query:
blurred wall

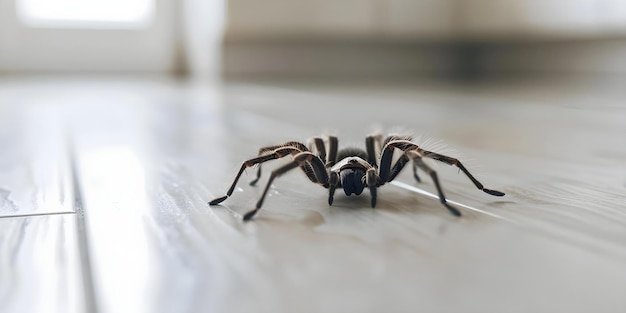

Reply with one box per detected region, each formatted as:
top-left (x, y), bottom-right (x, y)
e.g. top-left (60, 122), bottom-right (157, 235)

top-left (223, 0), bottom-right (626, 79)
top-left (2, 0), bottom-right (626, 78)
top-left (0, 0), bottom-right (179, 74)
top-left (226, 0), bottom-right (626, 40)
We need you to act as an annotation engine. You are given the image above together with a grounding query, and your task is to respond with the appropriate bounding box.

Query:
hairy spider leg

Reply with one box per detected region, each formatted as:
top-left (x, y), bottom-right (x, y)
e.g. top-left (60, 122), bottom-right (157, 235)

top-left (382, 135), bottom-right (413, 149)
top-left (209, 146), bottom-right (303, 205)
top-left (367, 134), bottom-right (421, 183)
top-left (384, 154), bottom-right (421, 183)
top-left (310, 137), bottom-right (327, 163)
top-left (377, 139), bottom-right (505, 216)
top-left (366, 168), bottom-right (378, 207)
top-left (404, 151), bottom-right (461, 216)
top-left (366, 135), bottom-right (378, 167)
top-left (254, 162), bottom-right (321, 187)
top-left (328, 171), bottom-right (339, 205)
top-left (311, 135), bottom-right (340, 167)
top-left (378, 141), bottom-right (409, 183)
top-left (381, 140), bottom-right (504, 197)
top-left (244, 152), bottom-right (329, 221)
top-left (378, 135), bottom-right (421, 181)
top-left (418, 149), bottom-right (505, 197)
top-left (326, 136), bottom-right (338, 167)
top-left (378, 144), bottom-right (434, 209)
top-left (250, 142), bottom-right (308, 186)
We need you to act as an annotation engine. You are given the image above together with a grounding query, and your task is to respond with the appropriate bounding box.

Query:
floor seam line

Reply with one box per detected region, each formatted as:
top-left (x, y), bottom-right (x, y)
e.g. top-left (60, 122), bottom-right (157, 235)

top-left (0, 211), bottom-right (76, 219)
top-left (70, 139), bottom-right (100, 313)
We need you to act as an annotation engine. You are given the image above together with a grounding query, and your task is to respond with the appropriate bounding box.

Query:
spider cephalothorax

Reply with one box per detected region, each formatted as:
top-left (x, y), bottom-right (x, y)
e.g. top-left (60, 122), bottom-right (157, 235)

top-left (209, 134), bottom-right (505, 220)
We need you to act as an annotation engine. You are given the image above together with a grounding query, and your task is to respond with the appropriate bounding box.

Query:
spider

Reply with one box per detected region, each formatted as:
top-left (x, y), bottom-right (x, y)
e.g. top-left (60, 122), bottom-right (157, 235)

top-left (209, 134), bottom-right (505, 221)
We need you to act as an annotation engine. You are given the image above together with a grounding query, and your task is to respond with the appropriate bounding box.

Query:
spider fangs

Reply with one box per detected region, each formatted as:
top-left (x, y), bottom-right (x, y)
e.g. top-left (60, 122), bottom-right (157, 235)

top-left (209, 134), bottom-right (505, 221)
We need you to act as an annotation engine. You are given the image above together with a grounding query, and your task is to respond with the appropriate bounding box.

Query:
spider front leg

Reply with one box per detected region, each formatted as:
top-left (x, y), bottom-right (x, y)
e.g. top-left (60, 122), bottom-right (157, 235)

top-left (378, 142), bottom-right (407, 183)
top-left (244, 152), bottom-right (329, 221)
top-left (328, 171), bottom-right (339, 205)
top-left (250, 142), bottom-right (307, 186)
top-left (209, 146), bottom-right (301, 205)
top-left (368, 135), bottom-right (420, 183)
top-left (366, 168), bottom-right (378, 207)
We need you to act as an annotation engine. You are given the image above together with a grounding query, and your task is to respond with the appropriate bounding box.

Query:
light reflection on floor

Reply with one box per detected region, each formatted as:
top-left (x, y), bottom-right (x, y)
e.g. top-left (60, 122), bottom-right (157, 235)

top-left (78, 147), bottom-right (153, 313)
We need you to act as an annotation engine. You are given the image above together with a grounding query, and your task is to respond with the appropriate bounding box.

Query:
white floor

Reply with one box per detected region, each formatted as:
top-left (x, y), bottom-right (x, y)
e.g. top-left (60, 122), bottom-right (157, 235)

top-left (1, 76), bottom-right (625, 313)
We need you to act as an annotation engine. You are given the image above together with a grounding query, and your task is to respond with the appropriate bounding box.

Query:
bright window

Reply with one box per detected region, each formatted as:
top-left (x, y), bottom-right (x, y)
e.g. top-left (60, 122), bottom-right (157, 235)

top-left (17, 0), bottom-right (154, 29)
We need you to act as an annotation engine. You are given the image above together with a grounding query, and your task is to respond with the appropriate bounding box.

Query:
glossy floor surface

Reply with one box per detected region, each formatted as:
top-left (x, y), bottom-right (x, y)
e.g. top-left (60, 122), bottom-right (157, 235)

top-left (1, 76), bottom-right (625, 313)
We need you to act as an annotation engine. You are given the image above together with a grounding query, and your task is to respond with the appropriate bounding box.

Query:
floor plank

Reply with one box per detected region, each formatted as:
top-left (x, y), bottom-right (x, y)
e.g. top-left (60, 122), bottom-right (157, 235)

top-left (0, 83), bottom-right (74, 217)
top-left (0, 79), bottom-right (89, 313)
top-left (0, 214), bottom-right (86, 313)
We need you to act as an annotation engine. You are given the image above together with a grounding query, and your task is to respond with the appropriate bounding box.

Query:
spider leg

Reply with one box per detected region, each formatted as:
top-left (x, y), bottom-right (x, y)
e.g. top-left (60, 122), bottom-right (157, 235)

top-left (382, 134), bottom-right (413, 148)
top-left (411, 161), bottom-right (421, 182)
top-left (302, 153), bottom-right (330, 186)
top-left (249, 145), bottom-right (278, 186)
top-left (249, 165), bottom-right (263, 186)
top-left (328, 171), bottom-right (339, 205)
top-left (327, 136), bottom-right (338, 167)
top-left (366, 135), bottom-right (378, 167)
top-left (378, 140), bottom-right (420, 185)
top-left (408, 151), bottom-right (461, 217)
top-left (379, 140), bottom-right (502, 196)
top-left (209, 146), bottom-right (302, 205)
top-left (244, 152), bottom-right (329, 221)
top-left (418, 149), bottom-right (505, 196)
top-left (243, 161), bottom-right (300, 220)
top-left (374, 134), bottom-right (384, 152)
top-left (366, 168), bottom-right (378, 207)
top-left (250, 142), bottom-right (308, 186)
top-left (378, 140), bottom-right (414, 182)
top-left (300, 162), bottom-right (321, 184)
top-left (310, 137), bottom-right (327, 162)
top-left (385, 154), bottom-right (421, 183)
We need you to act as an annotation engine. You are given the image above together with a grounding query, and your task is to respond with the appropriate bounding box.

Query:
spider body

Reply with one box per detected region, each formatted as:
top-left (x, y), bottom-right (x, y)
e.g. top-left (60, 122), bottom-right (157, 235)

top-left (209, 134), bottom-right (505, 221)
top-left (332, 154), bottom-right (369, 196)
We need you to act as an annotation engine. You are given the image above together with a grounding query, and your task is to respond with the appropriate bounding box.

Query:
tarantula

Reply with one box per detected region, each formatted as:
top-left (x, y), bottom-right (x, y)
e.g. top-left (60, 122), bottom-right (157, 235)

top-left (209, 134), bottom-right (505, 220)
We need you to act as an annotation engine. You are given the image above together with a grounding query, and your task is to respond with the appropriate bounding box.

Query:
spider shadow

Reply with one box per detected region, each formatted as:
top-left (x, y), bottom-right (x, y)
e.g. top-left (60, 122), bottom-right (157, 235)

top-left (324, 192), bottom-right (412, 216)
top-left (329, 195), bottom-right (374, 210)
